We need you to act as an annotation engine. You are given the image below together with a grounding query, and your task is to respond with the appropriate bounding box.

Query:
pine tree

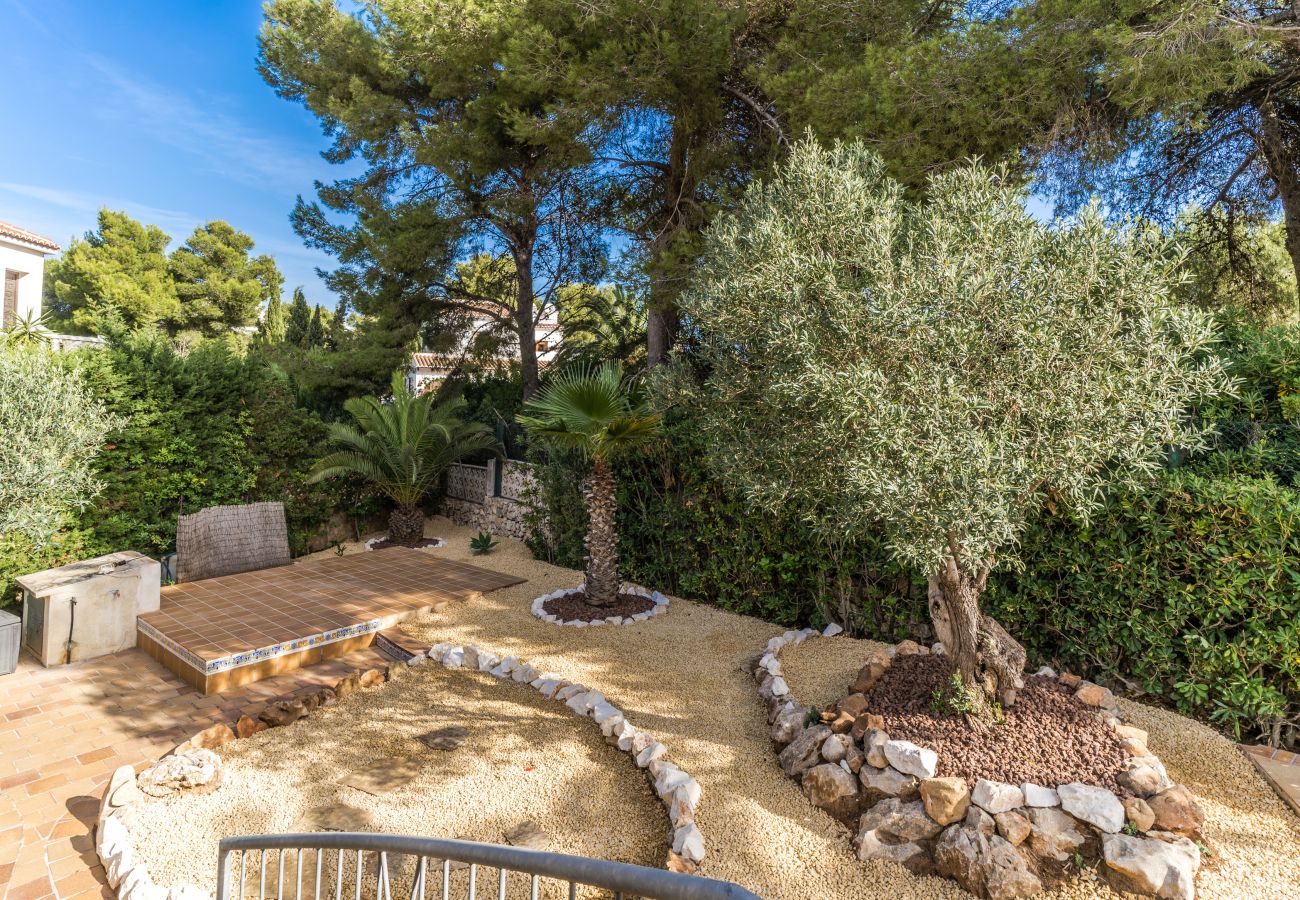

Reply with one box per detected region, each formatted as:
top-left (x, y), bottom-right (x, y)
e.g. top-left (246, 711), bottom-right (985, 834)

top-left (306, 305), bottom-right (326, 348)
top-left (327, 297), bottom-right (349, 350)
top-left (285, 287), bottom-right (311, 346)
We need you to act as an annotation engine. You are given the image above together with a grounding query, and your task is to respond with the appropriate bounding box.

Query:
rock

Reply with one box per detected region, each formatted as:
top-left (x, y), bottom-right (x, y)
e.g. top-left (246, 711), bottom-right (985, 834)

top-left (770, 704), bottom-right (804, 746)
top-left (1074, 681), bottom-right (1116, 707)
top-left (852, 650), bottom-right (892, 693)
top-left (862, 728), bottom-right (890, 768)
top-left (802, 764), bottom-right (861, 821)
top-left (769, 676), bottom-right (790, 696)
top-left (418, 726), bottom-right (468, 751)
top-left (779, 725), bottom-right (831, 778)
top-left (234, 715), bottom-right (266, 739)
top-left (666, 851), bottom-right (696, 875)
top-left (636, 741), bottom-right (666, 768)
top-left (883, 740), bottom-right (939, 779)
top-left (853, 829), bottom-right (933, 876)
top-left (842, 743), bottom-right (865, 774)
top-left (1058, 672), bottom-right (1082, 688)
top-left (1118, 756), bottom-right (1173, 797)
top-left (934, 825), bottom-right (1043, 900)
top-left (297, 803), bottom-right (375, 832)
top-left (359, 668), bottom-right (385, 688)
top-left (504, 821), bottom-right (550, 851)
top-left (1058, 782), bottom-right (1125, 833)
top-left (190, 723), bottom-right (235, 750)
top-left (920, 777), bottom-right (971, 826)
top-left (851, 713), bottom-right (886, 740)
top-left (829, 711), bottom-right (856, 734)
top-left (137, 749), bottom-right (222, 798)
top-left (1027, 806), bottom-right (1091, 864)
top-left (1102, 832), bottom-right (1200, 900)
top-left (672, 824), bottom-right (706, 863)
top-left (860, 764), bottom-right (919, 804)
top-left (837, 693), bottom-right (869, 718)
top-left (1034, 665), bottom-right (1056, 677)
top-left (823, 623), bottom-right (844, 636)
top-left (99, 764), bottom-right (142, 827)
top-left (895, 639), bottom-right (923, 656)
top-left (965, 806), bottom-right (996, 836)
top-left (1147, 786), bottom-right (1205, 837)
top-left (860, 798), bottom-right (943, 842)
top-left (822, 734), bottom-right (852, 764)
top-left (300, 687), bottom-right (336, 710)
top-left (1019, 783), bottom-right (1059, 808)
top-left (1114, 723), bottom-right (1150, 744)
top-left (994, 810), bottom-right (1031, 846)
top-left (1124, 796), bottom-right (1156, 833)
top-left (259, 699), bottom-right (307, 728)
top-left (335, 671), bottom-right (361, 697)
top-left (1120, 737), bottom-right (1150, 757)
top-left (972, 779), bottom-right (1024, 815)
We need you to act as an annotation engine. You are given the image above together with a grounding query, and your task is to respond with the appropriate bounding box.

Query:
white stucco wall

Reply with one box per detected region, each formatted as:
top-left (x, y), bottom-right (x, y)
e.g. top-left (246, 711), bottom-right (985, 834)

top-left (0, 236), bottom-right (48, 323)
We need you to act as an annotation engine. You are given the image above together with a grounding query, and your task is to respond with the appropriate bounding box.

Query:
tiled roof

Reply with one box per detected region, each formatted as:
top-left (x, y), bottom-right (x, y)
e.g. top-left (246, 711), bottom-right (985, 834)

top-left (412, 352), bottom-right (462, 369)
top-left (0, 220), bottom-right (60, 252)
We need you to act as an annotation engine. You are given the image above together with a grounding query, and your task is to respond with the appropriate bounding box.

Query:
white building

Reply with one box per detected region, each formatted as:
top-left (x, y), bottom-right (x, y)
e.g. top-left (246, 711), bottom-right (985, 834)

top-left (407, 312), bottom-right (562, 394)
top-left (0, 220), bottom-right (60, 328)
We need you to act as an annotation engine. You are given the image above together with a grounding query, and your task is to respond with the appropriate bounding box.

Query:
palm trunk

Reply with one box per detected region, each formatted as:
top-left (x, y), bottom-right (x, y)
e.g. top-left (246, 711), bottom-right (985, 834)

top-left (583, 456), bottom-right (621, 606)
top-left (927, 551), bottom-right (1026, 711)
top-left (388, 505), bottom-right (425, 545)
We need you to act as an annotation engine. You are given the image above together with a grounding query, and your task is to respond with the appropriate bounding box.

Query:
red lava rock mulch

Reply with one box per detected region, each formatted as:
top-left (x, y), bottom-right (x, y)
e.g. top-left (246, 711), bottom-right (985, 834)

top-left (542, 591), bottom-right (657, 622)
top-left (370, 537), bottom-right (444, 550)
top-left (865, 653), bottom-right (1129, 793)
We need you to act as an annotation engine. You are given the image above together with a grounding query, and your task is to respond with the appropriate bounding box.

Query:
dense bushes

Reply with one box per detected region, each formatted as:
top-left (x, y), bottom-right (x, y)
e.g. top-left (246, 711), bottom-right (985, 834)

top-left (528, 395), bottom-right (1300, 744)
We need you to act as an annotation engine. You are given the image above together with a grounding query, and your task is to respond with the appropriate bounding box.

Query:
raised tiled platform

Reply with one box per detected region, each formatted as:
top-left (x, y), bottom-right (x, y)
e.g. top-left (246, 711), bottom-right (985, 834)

top-left (136, 548), bottom-right (525, 694)
top-left (1242, 743), bottom-right (1300, 817)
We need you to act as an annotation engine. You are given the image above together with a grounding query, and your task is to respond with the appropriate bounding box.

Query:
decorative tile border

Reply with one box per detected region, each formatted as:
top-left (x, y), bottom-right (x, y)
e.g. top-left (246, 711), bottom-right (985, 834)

top-left (136, 618), bottom-right (383, 676)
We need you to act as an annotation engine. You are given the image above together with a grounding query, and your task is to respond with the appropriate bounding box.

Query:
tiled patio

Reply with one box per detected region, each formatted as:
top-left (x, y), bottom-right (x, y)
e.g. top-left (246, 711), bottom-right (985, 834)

top-left (1241, 743), bottom-right (1300, 818)
top-left (137, 549), bottom-right (524, 692)
top-left (0, 644), bottom-right (393, 900)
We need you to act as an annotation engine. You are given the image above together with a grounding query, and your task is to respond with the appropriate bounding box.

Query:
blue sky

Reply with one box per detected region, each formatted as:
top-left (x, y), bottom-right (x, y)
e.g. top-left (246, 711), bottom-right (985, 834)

top-left (0, 0), bottom-right (345, 303)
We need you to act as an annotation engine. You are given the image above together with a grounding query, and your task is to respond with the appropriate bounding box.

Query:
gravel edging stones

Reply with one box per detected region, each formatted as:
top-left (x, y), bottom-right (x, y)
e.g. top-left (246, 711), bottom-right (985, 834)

top-left (754, 627), bottom-right (1209, 900)
top-left (529, 583), bottom-right (670, 627)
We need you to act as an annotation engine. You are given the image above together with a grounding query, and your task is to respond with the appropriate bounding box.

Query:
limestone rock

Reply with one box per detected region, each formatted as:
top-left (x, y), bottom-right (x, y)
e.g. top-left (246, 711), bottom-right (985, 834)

top-left (1124, 796), bottom-right (1156, 833)
top-left (504, 821), bottom-right (551, 851)
top-left (1074, 681), bottom-right (1116, 708)
top-left (851, 713), bottom-right (886, 740)
top-left (884, 740), bottom-right (939, 779)
top-left (972, 779), bottom-right (1025, 815)
top-left (418, 726), bottom-right (469, 751)
top-left (920, 777), bottom-right (971, 826)
top-left (860, 798), bottom-right (943, 842)
top-left (1058, 782), bottom-right (1125, 833)
top-left (334, 671), bottom-right (360, 698)
top-left (1114, 723), bottom-right (1150, 744)
top-left (99, 764), bottom-right (141, 827)
top-left (1102, 832), bottom-right (1200, 900)
top-left (994, 810), bottom-right (1031, 847)
top-left (966, 806), bottom-right (996, 837)
top-left (1026, 806), bottom-right (1091, 864)
top-left (821, 734), bottom-right (852, 764)
top-left (1147, 786), bottom-right (1205, 837)
top-left (862, 728), bottom-right (890, 768)
top-left (780, 725), bottom-right (831, 778)
top-left (852, 650), bottom-right (892, 693)
top-left (672, 823), bottom-right (706, 863)
top-left (837, 693), bottom-right (869, 718)
top-left (1019, 783), bottom-right (1059, 808)
top-left (259, 699), bottom-right (307, 728)
top-left (1118, 756), bottom-right (1173, 797)
top-left (860, 764), bottom-right (919, 804)
top-left (854, 829), bottom-right (933, 876)
top-left (770, 704), bottom-right (804, 746)
top-left (842, 743), bottom-right (865, 774)
top-left (934, 824), bottom-right (1043, 900)
top-left (802, 764), bottom-right (861, 821)
top-left (190, 723), bottom-right (235, 750)
top-left (137, 749), bottom-right (222, 798)
top-left (235, 715), bottom-right (267, 739)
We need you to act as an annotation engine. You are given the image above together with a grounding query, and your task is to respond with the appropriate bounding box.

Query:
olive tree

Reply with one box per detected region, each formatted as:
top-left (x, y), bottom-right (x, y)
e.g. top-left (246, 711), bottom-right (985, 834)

top-left (0, 345), bottom-right (119, 544)
top-left (682, 139), bottom-right (1232, 710)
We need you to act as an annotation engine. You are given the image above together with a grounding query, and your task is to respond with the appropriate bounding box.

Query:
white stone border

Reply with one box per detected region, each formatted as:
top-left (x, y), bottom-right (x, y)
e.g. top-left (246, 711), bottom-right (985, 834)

top-left (752, 627), bottom-right (1205, 900)
top-left (529, 583), bottom-right (670, 627)
top-left (365, 536), bottom-right (446, 551)
top-left (97, 640), bottom-right (706, 900)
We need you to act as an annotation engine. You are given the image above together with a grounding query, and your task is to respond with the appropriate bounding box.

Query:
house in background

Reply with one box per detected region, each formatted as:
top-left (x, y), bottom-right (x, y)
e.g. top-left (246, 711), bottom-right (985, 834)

top-left (0, 220), bottom-right (60, 328)
top-left (406, 310), bottom-right (563, 394)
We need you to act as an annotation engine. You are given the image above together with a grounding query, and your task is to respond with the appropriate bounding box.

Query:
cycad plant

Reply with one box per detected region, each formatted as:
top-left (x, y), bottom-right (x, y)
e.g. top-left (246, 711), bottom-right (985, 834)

top-left (309, 373), bottom-right (501, 544)
top-left (518, 364), bottom-right (661, 606)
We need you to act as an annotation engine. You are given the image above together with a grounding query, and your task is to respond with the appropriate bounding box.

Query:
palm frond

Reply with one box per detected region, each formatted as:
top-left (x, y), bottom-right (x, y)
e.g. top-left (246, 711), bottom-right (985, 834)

top-left (519, 362), bottom-right (662, 461)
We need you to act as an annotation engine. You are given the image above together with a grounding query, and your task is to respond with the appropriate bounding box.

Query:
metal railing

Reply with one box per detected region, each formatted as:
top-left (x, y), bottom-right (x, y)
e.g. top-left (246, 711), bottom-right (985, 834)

top-left (216, 834), bottom-right (761, 900)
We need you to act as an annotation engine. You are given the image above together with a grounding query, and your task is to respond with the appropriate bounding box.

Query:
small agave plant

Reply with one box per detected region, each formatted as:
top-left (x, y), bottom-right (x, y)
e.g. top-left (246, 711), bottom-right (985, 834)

top-left (469, 531), bottom-right (498, 555)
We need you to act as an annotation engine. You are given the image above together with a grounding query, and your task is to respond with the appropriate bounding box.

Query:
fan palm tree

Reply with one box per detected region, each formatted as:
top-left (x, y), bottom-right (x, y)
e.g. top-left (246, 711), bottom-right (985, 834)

top-left (518, 363), bottom-right (661, 606)
top-left (309, 373), bottom-right (502, 544)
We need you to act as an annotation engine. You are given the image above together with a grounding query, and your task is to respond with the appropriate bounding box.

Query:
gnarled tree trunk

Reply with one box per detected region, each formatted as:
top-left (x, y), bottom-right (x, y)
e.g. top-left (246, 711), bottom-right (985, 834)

top-left (583, 456), bottom-right (622, 606)
top-left (927, 551), bottom-right (1026, 710)
top-left (388, 505), bottom-right (425, 545)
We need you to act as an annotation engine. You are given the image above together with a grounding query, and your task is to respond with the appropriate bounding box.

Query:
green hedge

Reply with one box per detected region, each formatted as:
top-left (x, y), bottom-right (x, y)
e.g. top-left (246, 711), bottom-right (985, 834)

top-left (527, 410), bottom-right (1300, 743)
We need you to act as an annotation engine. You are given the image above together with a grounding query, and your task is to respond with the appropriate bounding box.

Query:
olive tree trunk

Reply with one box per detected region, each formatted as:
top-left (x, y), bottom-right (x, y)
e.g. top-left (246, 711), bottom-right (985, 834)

top-left (927, 552), bottom-right (1026, 710)
top-left (583, 456), bottom-right (622, 607)
top-left (388, 505), bottom-right (425, 545)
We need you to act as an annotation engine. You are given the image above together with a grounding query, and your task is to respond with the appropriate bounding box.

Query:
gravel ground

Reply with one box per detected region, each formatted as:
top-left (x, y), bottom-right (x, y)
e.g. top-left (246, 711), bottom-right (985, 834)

top-left (129, 518), bottom-right (1300, 899)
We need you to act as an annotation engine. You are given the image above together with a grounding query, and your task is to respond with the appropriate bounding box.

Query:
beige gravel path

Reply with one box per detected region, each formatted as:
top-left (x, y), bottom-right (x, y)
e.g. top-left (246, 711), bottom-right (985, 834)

top-left (132, 517), bottom-right (1300, 899)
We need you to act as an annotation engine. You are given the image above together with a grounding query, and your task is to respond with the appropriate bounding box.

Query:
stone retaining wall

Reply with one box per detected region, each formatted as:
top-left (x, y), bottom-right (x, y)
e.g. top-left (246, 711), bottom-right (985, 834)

top-left (438, 460), bottom-right (537, 541)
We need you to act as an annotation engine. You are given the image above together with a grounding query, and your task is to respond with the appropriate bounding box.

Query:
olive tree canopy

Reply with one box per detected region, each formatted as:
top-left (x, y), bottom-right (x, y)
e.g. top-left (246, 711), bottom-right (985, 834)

top-left (682, 139), bottom-right (1232, 708)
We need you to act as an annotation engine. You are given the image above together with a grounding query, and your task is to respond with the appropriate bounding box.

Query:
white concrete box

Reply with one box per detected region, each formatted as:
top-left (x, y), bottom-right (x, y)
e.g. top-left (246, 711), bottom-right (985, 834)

top-left (16, 551), bottom-right (161, 666)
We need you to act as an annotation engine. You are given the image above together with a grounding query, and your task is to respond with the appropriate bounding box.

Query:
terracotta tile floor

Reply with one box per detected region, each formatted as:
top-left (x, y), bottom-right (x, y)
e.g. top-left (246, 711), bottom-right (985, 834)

top-left (1241, 743), bottom-right (1300, 817)
top-left (140, 549), bottom-right (524, 664)
top-left (0, 645), bottom-right (394, 900)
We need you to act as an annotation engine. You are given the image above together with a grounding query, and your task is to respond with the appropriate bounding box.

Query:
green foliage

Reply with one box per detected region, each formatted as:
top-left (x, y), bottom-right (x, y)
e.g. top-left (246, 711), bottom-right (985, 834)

top-left (0, 528), bottom-right (102, 610)
top-left (309, 374), bottom-right (502, 510)
top-left (555, 284), bottom-right (647, 370)
top-left (0, 345), bottom-right (118, 544)
top-left (74, 330), bottom-right (337, 557)
top-left (469, 531), bottom-right (499, 555)
top-left (930, 672), bottom-right (981, 718)
top-left (168, 220), bottom-right (283, 336)
top-left (260, 291), bottom-right (287, 343)
top-left (1, 310), bottom-right (53, 348)
top-left (983, 471), bottom-right (1300, 742)
top-left (682, 138), bottom-right (1231, 577)
top-left (285, 287), bottom-right (312, 346)
top-left (1172, 214), bottom-right (1299, 324)
top-left (518, 363), bottom-right (661, 464)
